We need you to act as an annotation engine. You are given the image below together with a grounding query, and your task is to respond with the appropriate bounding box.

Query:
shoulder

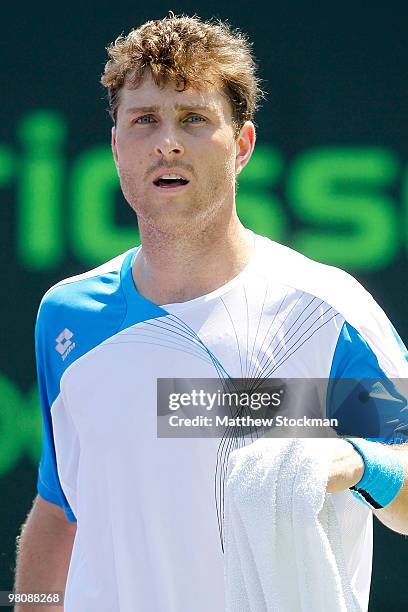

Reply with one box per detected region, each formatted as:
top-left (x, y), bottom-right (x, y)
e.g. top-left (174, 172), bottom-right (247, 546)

top-left (255, 235), bottom-right (407, 376)
top-left (255, 235), bottom-right (369, 315)
top-left (35, 250), bottom-right (136, 370)
top-left (37, 250), bottom-right (134, 325)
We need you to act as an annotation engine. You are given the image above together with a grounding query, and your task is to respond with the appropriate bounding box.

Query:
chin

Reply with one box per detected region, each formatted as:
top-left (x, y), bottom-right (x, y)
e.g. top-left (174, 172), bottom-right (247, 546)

top-left (139, 205), bottom-right (212, 238)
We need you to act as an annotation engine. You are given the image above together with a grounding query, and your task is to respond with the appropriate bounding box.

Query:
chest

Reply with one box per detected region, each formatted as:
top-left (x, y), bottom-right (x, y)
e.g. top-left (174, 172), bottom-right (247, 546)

top-left (60, 283), bottom-right (342, 445)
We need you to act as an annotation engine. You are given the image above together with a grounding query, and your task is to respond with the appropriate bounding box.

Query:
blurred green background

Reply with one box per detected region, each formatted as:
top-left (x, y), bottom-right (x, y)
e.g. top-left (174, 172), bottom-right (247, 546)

top-left (1, 3), bottom-right (407, 610)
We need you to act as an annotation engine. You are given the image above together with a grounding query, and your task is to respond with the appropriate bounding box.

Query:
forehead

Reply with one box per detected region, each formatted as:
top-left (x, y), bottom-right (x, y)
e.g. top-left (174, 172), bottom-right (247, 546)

top-left (117, 71), bottom-right (233, 120)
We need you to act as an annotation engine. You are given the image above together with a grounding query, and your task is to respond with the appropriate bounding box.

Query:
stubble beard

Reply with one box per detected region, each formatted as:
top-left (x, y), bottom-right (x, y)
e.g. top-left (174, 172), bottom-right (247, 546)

top-left (119, 160), bottom-right (236, 241)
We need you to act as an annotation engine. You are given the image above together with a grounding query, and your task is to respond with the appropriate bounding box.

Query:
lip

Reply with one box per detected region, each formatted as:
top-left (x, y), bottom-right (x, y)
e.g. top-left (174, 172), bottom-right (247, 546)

top-left (152, 181), bottom-right (190, 194)
top-left (151, 168), bottom-right (191, 184)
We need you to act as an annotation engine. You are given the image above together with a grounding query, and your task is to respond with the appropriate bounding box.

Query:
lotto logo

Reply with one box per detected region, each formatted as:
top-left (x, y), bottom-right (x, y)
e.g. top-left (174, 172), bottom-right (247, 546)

top-left (55, 328), bottom-right (75, 360)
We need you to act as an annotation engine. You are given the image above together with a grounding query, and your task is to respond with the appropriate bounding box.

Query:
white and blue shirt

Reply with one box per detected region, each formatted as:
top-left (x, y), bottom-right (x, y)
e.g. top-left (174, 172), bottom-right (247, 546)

top-left (35, 233), bottom-right (408, 612)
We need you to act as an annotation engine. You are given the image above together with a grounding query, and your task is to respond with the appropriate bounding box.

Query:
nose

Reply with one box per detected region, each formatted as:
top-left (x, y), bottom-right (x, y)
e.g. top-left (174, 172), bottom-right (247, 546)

top-left (154, 125), bottom-right (184, 158)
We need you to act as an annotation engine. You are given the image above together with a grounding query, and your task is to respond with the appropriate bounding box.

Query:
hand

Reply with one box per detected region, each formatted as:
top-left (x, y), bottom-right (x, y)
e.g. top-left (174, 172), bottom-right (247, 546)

top-left (326, 438), bottom-right (365, 493)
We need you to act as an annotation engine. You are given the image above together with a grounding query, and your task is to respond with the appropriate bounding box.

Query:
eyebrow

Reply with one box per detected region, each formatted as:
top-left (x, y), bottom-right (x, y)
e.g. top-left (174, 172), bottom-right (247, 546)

top-left (125, 104), bottom-right (218, 115)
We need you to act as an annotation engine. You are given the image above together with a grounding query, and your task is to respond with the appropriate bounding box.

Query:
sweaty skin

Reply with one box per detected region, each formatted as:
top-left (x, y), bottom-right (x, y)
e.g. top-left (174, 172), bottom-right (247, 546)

top-left (111, 71), bottom-right (256, 306)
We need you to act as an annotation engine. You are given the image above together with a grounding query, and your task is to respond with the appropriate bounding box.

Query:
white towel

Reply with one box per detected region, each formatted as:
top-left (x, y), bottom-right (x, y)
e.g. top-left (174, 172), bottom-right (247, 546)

top-left (224, 438), bottom-right (363, 612)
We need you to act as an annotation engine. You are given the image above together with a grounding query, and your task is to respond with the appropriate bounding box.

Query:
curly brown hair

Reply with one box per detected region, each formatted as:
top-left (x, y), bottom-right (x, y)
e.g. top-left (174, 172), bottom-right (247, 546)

top-left (100, 13), bottom-right (264, 132)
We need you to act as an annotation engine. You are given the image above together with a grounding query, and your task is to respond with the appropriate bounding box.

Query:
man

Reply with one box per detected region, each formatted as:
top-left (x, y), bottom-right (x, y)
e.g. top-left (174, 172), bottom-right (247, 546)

top-left (14, 14), bottom-right (408, 612)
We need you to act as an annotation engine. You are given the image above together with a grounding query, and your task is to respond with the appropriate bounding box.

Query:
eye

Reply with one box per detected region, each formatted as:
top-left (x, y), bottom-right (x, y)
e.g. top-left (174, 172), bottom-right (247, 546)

top-left (134, 115), bottom-right (156, 124)
top-left (184, 114), bottom-right (205, 124)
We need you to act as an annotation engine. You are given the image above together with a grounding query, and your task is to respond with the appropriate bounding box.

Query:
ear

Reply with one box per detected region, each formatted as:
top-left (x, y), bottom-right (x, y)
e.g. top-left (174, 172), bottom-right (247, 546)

top-left (111, 126), bottom-right (119, 173)
top-left (235, 121), bottom-right (256, 176)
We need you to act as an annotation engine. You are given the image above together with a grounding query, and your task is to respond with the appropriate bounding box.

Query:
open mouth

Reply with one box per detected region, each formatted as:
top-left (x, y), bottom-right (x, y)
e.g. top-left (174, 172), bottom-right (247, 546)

top-left (153, 174), bottom-right (190, 189)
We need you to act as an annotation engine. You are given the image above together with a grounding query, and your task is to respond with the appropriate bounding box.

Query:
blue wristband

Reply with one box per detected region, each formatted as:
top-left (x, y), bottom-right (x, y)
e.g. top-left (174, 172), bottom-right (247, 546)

top-left (345, 437), bottom-right (405, 509)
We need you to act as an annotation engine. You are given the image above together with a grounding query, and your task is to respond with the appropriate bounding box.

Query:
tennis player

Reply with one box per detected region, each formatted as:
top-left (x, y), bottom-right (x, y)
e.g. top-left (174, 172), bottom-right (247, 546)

top-left (14, 14), bottom-right (408, 612)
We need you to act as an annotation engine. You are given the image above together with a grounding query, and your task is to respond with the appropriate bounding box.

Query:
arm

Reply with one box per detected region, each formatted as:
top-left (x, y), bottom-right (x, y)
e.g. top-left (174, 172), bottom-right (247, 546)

top-left (326, 315), bottom-right (408, 534)
top-left (372, 442), bottom-right (408, 535)
top-left (327, 439), bottom-right (408, 535)
top-left (14, 495), bottom-right (76, 611)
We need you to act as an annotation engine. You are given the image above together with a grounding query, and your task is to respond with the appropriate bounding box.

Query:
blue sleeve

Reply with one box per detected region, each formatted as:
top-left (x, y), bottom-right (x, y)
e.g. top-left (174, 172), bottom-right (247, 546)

top-left (35, 305), bottom-right (76, 522)
top-left (327, 321), bottom-right (408, 443)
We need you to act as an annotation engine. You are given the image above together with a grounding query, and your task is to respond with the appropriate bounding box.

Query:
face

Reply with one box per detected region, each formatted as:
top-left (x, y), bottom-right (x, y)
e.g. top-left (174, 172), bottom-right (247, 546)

top-left (111, 71), bottom-right (255, 237)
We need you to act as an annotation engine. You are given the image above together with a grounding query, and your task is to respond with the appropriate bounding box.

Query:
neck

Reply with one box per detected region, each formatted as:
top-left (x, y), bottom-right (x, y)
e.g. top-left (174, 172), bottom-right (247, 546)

top-left (132, 211), bottom-right (255, 306)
